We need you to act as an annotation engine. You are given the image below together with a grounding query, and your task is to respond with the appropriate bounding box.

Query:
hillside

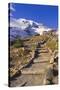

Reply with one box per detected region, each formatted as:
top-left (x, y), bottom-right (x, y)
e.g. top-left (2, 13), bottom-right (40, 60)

top-left (9, 30), bottom-right (58, 86)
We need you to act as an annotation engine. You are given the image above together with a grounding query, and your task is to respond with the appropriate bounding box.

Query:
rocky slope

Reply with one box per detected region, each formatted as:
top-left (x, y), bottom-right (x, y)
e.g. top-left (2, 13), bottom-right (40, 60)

top-left (9, 30), bottom-right (58, 87)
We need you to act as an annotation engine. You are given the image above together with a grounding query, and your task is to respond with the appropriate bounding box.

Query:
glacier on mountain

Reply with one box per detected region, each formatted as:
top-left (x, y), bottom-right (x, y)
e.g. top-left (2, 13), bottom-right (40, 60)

top-left (9, 18), bottom-right (51, 40)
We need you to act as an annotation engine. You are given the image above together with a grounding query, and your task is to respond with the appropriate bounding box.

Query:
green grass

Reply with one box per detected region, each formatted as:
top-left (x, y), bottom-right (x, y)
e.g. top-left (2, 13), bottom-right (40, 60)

top-left (10, 38), bottom-right (24, 48)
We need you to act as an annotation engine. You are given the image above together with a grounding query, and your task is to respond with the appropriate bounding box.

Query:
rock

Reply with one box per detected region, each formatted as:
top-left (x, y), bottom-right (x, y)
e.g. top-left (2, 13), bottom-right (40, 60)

top-left (17, 81), bottom-right (27, 87)
top-left (54, 56), bottom-right (58, 64)
top-left (44, 67), bottom-right (53, 85)
top-left (50, 57), bottom-right (54, 64)
top-left (53, 63), bottom-right (58, 71)
top-left (52, 76), bottom-right (58, 84)
top-left (10, 68), bottom-right (21, 80)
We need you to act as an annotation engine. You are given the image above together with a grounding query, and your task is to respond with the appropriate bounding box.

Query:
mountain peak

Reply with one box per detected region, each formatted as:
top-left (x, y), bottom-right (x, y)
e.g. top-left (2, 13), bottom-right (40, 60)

top-left (10, 18), bottom-right (52, 40)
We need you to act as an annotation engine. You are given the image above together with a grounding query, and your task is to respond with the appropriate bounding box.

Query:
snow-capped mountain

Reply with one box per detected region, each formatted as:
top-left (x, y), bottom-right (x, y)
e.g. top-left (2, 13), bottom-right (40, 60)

top-left (9, 18), bottom-right (51, 41)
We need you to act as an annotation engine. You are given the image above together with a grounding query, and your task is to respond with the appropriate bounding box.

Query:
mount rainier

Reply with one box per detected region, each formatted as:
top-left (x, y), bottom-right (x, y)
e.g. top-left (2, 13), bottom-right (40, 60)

top-left (9, 18), bottom-right (51, 41)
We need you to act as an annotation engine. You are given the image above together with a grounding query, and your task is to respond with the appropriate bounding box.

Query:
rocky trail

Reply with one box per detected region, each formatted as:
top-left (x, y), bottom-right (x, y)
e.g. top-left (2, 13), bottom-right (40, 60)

top-left (10, 43), bottom-right (58, 87)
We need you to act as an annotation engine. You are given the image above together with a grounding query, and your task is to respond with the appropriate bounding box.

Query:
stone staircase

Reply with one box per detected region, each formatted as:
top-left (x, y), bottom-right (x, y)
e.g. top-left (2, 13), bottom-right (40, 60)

top-left (21, 46), bottom-right (50, 75)
top-left (18, 44), bottom-right (51, 86)
top-left (10, 43), bottom-right (52, 86)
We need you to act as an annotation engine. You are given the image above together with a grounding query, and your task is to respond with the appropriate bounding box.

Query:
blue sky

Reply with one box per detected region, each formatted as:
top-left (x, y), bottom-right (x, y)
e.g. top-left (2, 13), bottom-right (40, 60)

top-left (9, 3), bottom-right (58, 29)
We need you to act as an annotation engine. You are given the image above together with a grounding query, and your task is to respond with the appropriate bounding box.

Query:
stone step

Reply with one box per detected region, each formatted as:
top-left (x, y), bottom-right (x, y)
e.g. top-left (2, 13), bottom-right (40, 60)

top-left (17, 81), bottom-right (27, 87)
top-left (38, 50), bottom-right (49, 53)
top-left (38, 53), bottom-right (51, 57)
top-left (36, 48), bottom-right (48, 51)
top-left (21, 63), bottom-right (47, 75)
top-left (33, 59), bottom-right (49, 63)
top-left (21, 69), bottom-right (45, 75)
top-left (34, 55), bottom-right (50, 59)
top-left (34, 56), bottom-right (51, 62)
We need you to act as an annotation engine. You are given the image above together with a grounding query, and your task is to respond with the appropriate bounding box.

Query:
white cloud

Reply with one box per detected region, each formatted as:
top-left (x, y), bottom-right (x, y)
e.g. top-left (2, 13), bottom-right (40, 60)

top-left (9, 3), bottom-right (15, 17)
top-left (9, 13), bottom-right (13, 17)
top-left (10, 3), bottom-right (15, 11)
top-left (36, 27), bottom-right (51, 35)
